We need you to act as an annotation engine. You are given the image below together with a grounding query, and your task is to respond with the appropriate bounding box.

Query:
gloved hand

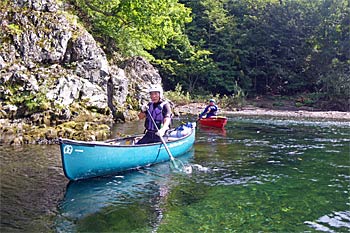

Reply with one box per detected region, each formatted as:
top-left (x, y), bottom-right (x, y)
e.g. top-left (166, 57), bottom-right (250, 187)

top-left (141, 104), bottom-right (149, 112)
top-left (156, 126), bottom-right (168, 137)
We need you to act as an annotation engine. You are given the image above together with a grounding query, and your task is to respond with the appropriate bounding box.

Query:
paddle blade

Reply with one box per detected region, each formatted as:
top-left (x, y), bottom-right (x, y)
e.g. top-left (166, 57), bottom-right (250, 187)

top-left (183, 164), bottom-right (193, 174)
top-left (170, 159), bottom-right (192, 174)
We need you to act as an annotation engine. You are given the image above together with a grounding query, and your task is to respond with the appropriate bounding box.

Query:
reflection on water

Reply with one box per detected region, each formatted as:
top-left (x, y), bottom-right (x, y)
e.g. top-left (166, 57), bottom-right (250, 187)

top-left (55, 150), bottom-right (194, 232)
top-left (1, 116), bottom-right (349, 232)
top-left (198, 125), bottom-right (227, 137)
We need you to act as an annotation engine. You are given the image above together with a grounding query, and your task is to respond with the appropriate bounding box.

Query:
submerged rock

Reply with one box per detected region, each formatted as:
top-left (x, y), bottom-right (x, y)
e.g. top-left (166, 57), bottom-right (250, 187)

top-left (0, 119), bottom-right (112, 144)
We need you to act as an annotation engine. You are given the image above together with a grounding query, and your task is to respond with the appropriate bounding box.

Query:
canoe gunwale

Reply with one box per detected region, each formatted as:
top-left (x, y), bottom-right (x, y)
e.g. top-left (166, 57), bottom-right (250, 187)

top-left (59, 123), bottom-right (196, 180)
top-left (59, 128), bottom-right (194, 148)
top-left (199, 116), bottom-right (227, 128)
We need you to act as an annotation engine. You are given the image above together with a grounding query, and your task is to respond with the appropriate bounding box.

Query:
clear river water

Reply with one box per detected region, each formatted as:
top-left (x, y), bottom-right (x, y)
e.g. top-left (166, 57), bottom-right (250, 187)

top-left (1, 115), bottom-right (349, 232)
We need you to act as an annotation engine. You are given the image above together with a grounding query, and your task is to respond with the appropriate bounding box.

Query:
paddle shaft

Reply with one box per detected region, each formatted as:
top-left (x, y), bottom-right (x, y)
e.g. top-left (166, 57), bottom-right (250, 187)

top-left (145, 109), bottom-right (175, 162)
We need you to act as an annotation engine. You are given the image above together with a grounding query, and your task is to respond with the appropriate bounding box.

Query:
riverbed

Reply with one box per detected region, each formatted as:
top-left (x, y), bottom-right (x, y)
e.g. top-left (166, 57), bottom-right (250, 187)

top-left (1, 115), bottom-right (349, 232)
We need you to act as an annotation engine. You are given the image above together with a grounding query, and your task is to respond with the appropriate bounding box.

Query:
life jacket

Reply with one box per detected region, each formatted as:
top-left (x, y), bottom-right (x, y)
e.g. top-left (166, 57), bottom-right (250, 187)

top-left (145, 101), bottom-right (168, 131)
top-left (207, 105), bottom-right (218, 117)
top-left (200, 105), bottom-right (218, 118)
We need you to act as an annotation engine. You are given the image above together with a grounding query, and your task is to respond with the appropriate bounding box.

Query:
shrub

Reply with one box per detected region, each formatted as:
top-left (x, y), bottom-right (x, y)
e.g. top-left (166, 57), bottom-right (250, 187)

top-left (164, 83), bottom-right (191, 105)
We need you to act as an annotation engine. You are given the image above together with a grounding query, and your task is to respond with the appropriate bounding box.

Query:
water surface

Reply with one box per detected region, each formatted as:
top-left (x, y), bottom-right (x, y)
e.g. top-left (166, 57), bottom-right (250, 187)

top-left (0, 116), bottom-right (349, 232)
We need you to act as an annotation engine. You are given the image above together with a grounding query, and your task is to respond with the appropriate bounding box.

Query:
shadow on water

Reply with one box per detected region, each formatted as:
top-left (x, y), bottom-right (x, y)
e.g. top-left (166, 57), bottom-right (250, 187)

top-left (55, 149), bottom-right (195, 233)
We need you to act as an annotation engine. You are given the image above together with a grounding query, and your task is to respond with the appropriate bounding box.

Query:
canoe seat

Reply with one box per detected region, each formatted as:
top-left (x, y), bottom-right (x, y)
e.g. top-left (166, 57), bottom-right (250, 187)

top-left (109, 137), bottom-right (140, 145)
top-left (167, 136), bottom-right (182, 141)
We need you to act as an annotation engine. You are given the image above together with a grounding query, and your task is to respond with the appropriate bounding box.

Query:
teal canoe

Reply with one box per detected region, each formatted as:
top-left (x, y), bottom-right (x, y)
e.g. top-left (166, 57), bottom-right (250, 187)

top-left (59, 122), bottom-right (196, 180)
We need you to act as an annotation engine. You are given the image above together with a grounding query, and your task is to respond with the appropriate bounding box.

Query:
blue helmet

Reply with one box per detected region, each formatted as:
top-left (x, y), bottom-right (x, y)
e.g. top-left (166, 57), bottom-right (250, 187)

top-left (209, 99), bottom-right (215, 103)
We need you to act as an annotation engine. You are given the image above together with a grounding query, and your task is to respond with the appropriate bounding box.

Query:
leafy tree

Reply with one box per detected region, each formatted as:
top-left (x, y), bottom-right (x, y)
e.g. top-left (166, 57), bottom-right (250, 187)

top-left (152, 35), bottom-right (214, 94)
top-left (303, 0), bottom-right (350, 108)
top-left (70, 0), bottom-right (192, 58)
top-left (170, 0), bottom-right (349, 109)
top-left (69, 0), bottom-right (349, 109)
top-left (174, 0), bottom-right (244, 95)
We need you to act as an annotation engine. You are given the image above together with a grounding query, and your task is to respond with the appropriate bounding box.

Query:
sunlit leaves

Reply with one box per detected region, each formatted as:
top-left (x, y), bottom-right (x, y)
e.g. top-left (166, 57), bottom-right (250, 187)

top-left (158, 0), bottom-right (349, 108)
top-left (72, 0), bottom-right (192, 57)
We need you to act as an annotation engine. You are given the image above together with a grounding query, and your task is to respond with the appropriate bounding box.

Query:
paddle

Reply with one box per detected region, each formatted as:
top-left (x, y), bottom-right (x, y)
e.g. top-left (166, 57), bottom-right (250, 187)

top-left (211, 116), bottom-right (227, 119)
top-left (145, 108), bottom-right (192, 173)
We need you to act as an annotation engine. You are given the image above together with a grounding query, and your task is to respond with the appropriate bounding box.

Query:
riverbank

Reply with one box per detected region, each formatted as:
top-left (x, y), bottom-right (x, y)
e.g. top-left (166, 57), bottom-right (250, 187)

top-left (174, 103), bottom-right (350, 121)
top-left (1, 101), bottom-right (349, 145)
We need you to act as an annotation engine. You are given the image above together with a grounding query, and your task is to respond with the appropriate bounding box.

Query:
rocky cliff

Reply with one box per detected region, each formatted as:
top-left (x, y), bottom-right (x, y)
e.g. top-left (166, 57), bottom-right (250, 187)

top-left (0, 0), bottom-right (162, 144)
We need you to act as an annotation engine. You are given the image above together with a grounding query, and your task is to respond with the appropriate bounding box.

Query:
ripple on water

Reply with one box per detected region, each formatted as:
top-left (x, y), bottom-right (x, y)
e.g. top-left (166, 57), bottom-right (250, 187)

top-left (242, 139), bottom-right (270, 147)
top-left (325, 150), bottom-right (340, 153)
top-left (235, 117), bottom-right (350, 128)
top-left (0, 145), bottom-right (67, 232)
top-left (305, 211), bottom-right (350, 232)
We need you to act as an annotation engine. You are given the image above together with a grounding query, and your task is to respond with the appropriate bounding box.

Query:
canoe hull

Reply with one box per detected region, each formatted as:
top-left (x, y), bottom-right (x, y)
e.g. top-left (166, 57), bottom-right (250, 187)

top-left (199, 116), bottom-right (227, 128)
top-left (60, 125), bottom-right (195, 180)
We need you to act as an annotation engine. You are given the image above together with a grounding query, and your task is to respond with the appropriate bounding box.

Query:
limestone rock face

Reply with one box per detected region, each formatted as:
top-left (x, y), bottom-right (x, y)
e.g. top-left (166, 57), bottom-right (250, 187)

top-left (0, 0), bottom-right (162, 126)
top-left (13, 0), bottom-right (61, 12)
top-left (121, 56), bottom-right (162, 106)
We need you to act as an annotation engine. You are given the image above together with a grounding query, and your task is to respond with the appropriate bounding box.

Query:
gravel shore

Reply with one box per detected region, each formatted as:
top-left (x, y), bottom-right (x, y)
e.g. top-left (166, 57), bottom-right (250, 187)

top-left (175, 103), bottom-right (350, 121)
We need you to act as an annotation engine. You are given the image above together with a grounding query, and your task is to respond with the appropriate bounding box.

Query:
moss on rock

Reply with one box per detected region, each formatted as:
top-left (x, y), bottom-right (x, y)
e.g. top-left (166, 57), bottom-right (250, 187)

top-left (0, 119), bottom-right (112, 145)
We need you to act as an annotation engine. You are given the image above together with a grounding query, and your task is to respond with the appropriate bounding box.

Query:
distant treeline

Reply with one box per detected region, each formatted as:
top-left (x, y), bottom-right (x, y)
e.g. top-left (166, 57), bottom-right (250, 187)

top-left (70, 0), bottom-right (349, 110)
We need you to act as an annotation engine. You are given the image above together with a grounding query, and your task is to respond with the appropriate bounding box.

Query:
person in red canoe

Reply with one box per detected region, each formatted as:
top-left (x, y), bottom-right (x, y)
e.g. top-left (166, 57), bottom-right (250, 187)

top-left (199, 99), bottom-right (218, 119)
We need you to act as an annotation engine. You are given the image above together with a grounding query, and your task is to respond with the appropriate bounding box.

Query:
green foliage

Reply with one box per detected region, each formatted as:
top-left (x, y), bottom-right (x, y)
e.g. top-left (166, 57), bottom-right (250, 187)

top-left (10, 91), bottom-right (49, 117)
top-left (0, 0), bottom-right (10, 11)
top-left (154, 0), bottom-right (258, 95)
top-left (219, 82), bottom-right (246, 109)
top-left (71, 0), bottom-right (192, 58)
top-left (219, 94), bottom-right (245, 109)
top-left (152, 35), bottom-right (215, 94)
top-left (25, 94), bottom-right (49, 112)
top-left (67, 0), bottom-right (348, 110)
top-left (152, 0), bottom-right (349, 110)
top-left (6, 24), bottom-right (23, 36)
top-left (301, 0), bottom-right (350, 104)
top-left (273, 101), bottom-right (285, 107)
top-left (295, 92), bottom-right (326, 109)
top-left (164, 83), bottom-right (191, 105)
top-left (125, 94), bottom-right (139, 109)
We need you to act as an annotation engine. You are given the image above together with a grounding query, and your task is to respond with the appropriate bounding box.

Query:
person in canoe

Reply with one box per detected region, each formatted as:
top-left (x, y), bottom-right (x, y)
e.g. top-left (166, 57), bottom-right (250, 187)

top-left (199, 99), bottom-right (218, 119)
top-left (137, 84), bottom-right (172, 144)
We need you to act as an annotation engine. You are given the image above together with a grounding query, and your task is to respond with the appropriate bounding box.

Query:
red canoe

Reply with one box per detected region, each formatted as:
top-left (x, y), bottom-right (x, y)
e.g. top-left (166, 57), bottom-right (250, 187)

top-left (199, 116), bottom-right (228, 128)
